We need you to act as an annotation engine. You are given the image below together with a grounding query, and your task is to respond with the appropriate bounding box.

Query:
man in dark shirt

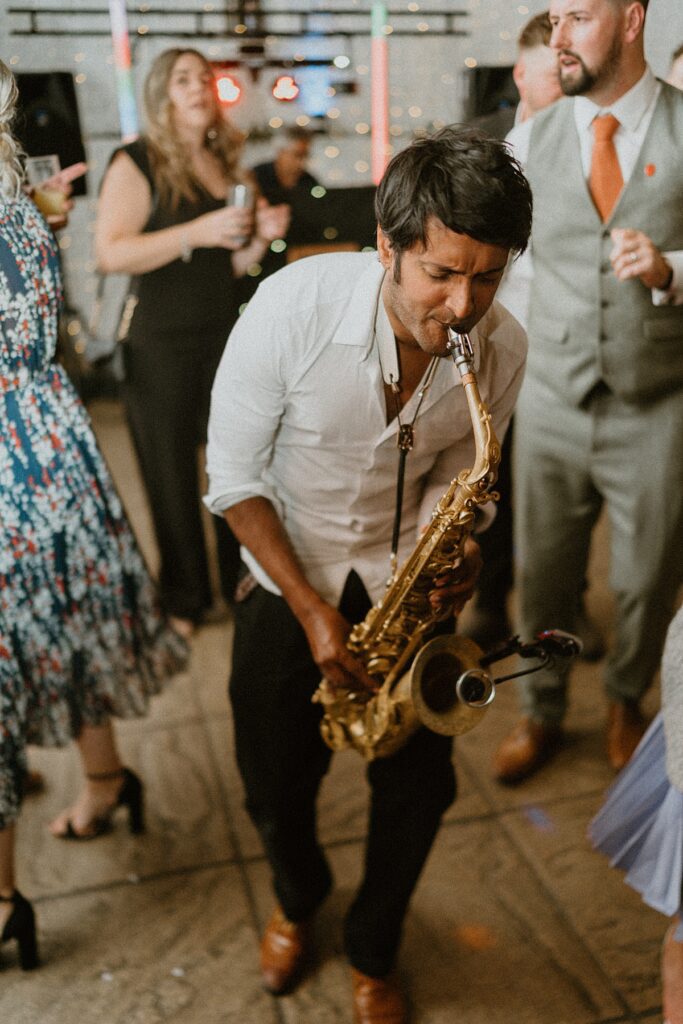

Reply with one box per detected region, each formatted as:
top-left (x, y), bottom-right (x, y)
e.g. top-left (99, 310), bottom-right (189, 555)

top-left (244, 127), bottom-right (321, 292)
top-left (253, 125), bottom-right (320, 206)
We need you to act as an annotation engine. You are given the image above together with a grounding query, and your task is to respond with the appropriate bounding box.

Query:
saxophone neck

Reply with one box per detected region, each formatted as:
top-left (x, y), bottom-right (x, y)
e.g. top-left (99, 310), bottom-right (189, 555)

top-left (447, 329), bottom-right (499, 484)
top-left (446, 329), bottom-right (475, 378)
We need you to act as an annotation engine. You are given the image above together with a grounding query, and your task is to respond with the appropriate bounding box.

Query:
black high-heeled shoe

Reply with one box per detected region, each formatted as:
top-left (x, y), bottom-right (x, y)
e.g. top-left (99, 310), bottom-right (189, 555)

top-left (54, 767), bottom-right (145, 841)
top-left (0, 890), bottom-right (39, 970)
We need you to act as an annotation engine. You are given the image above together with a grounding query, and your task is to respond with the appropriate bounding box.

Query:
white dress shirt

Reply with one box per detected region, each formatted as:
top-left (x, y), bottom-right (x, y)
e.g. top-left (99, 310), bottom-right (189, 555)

top-left (506, 66), bottom-right (682, 306)
top-left (205, 252), bottom-right (527, 606)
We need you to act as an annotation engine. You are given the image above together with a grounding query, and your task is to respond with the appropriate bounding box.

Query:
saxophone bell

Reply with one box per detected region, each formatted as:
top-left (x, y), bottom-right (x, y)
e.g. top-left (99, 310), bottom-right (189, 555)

top-left (409, 633), bottom-right (496, 737)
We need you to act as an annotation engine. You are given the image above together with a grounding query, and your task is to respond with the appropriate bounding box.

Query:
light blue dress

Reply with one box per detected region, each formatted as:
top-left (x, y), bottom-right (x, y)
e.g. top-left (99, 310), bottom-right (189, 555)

top-left (591, 606), bottom-right (683, 940)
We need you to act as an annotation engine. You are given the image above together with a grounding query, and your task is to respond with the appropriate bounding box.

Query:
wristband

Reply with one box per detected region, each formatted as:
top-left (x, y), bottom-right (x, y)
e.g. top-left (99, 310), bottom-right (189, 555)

top-left (179, 231), bottom-right (193, 263)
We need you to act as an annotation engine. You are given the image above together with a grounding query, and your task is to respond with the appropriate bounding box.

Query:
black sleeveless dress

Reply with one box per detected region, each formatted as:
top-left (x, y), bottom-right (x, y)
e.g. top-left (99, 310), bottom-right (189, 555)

top-left (114, 138), bottom-right (240, 621)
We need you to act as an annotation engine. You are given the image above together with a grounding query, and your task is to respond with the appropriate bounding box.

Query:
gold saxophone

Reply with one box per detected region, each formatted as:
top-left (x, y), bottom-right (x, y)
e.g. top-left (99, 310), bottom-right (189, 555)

top-left (313, 330), bottom-right (502, 761)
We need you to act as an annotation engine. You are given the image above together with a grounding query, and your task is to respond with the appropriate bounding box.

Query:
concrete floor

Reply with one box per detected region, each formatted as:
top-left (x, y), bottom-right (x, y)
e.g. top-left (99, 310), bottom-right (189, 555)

top-left (0, 399), bottom-right (667, 1023)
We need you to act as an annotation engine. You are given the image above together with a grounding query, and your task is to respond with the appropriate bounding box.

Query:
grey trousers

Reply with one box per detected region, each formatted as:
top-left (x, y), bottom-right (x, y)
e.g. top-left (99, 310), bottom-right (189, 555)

top-left (513, 377), bottom-right (683, 725)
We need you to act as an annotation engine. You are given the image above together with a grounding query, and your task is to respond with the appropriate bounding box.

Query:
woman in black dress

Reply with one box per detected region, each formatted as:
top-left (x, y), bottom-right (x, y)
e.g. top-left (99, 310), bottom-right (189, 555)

top-left (95, 48), bottom-right (289, 637)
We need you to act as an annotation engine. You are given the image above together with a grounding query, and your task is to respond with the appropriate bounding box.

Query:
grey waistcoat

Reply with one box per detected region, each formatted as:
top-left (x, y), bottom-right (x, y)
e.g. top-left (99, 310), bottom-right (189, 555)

top-left (525, 85), bottom-right (683, 406)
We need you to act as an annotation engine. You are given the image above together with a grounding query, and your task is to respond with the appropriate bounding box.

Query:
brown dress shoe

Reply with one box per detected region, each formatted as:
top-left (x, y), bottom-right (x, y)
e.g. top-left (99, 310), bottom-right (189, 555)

top-left (606, 701), bottom-right (646, 771)
top-left (351, 968), bottom-right (408, 1024)
top-left (259, 907), bottom-right (311, 995)
top-left (23, 770), bottom-right (46, 797)
top-left (492, 718), bottom-right (563, 785)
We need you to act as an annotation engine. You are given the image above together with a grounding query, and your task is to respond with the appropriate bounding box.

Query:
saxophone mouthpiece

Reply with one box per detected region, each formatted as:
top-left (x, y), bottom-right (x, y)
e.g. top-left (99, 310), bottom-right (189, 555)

top-left (446, 329), bottom-right (474, 360)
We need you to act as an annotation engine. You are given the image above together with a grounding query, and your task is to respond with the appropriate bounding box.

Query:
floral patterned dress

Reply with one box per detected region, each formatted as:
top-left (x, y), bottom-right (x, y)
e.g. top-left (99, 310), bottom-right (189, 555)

top-left (0, 193), bottom-right (187, 829)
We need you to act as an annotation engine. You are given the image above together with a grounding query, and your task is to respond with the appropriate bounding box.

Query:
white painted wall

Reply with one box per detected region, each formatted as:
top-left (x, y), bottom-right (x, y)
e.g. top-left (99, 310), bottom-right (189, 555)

top-left (3, 0), bottom-right (682, 327)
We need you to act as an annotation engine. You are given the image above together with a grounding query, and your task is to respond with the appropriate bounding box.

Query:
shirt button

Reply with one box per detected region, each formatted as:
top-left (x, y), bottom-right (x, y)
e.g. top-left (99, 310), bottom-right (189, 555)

top-left (601, 261), bottom-right (611, 273)
top-left (600, 332), bottom-right (608, 341)
top-left (601, 299), bottom-right (609, 309)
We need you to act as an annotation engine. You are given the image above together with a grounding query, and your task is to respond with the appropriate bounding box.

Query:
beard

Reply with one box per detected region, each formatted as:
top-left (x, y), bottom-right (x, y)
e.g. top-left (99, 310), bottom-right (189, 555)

top-left (559, 34), bottom-right (623, 97)
top-left (382, 279), bottom-right (453, 356)
top-left (559, 52), bottom-right (597, 95)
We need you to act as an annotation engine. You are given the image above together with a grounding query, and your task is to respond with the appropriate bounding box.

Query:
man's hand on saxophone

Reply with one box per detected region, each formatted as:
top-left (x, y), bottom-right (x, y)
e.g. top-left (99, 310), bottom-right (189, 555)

top-left (298, 599), bottom-right (379, 694)
top-left (428, 536), bottom-right (483, 615)
top-left (224, 496), bottom-right (378, 697)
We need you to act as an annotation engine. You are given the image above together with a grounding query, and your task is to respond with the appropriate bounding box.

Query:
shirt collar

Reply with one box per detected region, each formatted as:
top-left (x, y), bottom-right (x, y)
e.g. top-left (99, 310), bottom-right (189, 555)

top-left (331, 255), bottom-right (385, 349)
top-left (573, 64), bottom-right (657, 135)
top-left (375, 296), bottom-right (400, 383)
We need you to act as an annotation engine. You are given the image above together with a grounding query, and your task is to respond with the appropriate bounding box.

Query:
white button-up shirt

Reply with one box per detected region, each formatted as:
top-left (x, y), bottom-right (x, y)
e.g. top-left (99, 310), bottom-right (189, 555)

top-left (205, 252), bottom-right (527, 605)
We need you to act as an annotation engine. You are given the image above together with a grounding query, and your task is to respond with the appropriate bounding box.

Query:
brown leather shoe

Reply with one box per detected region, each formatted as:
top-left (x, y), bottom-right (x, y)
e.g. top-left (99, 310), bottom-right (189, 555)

top-left (492, 718), bottom-right (563, 785)
top-left (351, 968), bottom-right (408, 1024)
top-left (606, 701), bottom-right (646, 771)
top-left (259, 907), bottom-right (311, 995)
top-left (23, 770), bottom-right (46, 797)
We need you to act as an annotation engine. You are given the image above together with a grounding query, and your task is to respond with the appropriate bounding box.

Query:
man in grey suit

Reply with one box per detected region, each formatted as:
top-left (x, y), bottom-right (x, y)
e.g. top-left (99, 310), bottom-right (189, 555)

top-left (493, 0), bottom-right (683, 784)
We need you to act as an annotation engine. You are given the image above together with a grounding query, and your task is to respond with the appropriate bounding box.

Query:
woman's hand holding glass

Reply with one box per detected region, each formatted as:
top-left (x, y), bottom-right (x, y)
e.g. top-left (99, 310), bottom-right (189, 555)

top-left (190, 204), bottom-right (255, 251)
top-left (254, 198), bottom-right (291, 244)
top-left (28, 161), bottom-right (87, 230)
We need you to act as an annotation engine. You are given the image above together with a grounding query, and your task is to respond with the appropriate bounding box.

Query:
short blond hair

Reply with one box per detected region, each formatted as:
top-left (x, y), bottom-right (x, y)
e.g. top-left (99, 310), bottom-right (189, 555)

top-left (518, 12), bottom-right (552, 50)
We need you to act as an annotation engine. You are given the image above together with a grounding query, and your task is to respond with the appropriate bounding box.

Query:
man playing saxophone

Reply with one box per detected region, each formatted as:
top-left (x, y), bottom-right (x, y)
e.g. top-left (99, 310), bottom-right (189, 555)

top-left (205, 125), bottom-right (532, 1024)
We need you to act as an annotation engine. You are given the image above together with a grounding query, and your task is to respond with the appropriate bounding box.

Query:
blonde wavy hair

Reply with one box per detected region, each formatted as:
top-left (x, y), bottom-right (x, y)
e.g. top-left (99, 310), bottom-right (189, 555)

top-left (0, 60), bottom-right (25, 200)
top-left (143, 48), bottom-right (245, 210)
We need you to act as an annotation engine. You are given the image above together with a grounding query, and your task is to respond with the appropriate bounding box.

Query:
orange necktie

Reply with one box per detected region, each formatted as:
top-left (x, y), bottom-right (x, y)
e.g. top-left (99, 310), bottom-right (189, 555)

top-left (589, 114), bottom-right (623, 222)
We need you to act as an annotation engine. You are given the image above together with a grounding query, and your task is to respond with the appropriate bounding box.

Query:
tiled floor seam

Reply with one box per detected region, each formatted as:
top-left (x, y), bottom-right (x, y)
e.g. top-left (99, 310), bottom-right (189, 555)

top-left (194, 707), bottom-right (290, 1024)
top-left (28, 857), bottom-right (243, 905)
top-left (455, 749), bottom-right (639, 1021)
top-left (589, 1012), bottom-right (662, 1024)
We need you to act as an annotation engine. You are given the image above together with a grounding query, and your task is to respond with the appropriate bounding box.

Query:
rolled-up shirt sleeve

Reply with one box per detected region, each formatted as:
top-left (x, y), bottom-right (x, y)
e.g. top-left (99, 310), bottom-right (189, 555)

top-left (204, 290), bottom-right (286, 515)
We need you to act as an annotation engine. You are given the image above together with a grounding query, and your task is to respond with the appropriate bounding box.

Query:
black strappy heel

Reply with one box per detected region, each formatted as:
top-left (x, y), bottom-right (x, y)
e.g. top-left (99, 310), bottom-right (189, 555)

top-left (0, 890), bottom-right (39, 970)
top-left (56, 767), bottom-right (145, 840)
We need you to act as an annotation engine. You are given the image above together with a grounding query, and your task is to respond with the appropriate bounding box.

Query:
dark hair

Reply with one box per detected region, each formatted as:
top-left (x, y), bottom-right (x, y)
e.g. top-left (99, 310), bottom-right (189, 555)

top-left (610, 0), bottom-right (649, 9)
top-left (282, 125), bottom-right (313, 145)
top-left (518, 11), bottom-right (552, 49)
top-left (673, 42), bottom-right (683, 63)
top-left (375, 124), bottom-right (533, 261)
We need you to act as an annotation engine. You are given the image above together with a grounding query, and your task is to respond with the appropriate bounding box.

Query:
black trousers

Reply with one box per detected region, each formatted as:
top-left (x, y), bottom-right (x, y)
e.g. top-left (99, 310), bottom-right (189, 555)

top-left (123, 324), bottom-right (240, 621)
top-left (475, 419), bottom-right (513, 611)
top-left (229, 570), bottom-right (457, 978)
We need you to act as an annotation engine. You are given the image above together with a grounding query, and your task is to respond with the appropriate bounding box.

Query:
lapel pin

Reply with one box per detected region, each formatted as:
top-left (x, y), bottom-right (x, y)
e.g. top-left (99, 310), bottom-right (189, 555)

top-left (644, 163), bottom-right (656, 177)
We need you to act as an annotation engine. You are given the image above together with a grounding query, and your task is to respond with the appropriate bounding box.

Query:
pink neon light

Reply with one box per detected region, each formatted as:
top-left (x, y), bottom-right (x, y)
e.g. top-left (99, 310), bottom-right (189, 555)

top-left (371, 38), bottom-right (389, 184)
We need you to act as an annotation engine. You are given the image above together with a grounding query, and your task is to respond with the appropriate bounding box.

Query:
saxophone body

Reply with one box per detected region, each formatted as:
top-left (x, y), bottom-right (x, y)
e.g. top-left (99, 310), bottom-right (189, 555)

top-left (313, 330), bottom-right (502, 761)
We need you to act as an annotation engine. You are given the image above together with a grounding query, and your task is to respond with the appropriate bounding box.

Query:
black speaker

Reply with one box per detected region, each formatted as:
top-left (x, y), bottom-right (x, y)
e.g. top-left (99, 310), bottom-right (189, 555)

top-left (465, 65), bottom-right (517, 120)
top-left (14, 72), bottom-right (88, 196)
top-left (288, 185), bottom-right (377, 249)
